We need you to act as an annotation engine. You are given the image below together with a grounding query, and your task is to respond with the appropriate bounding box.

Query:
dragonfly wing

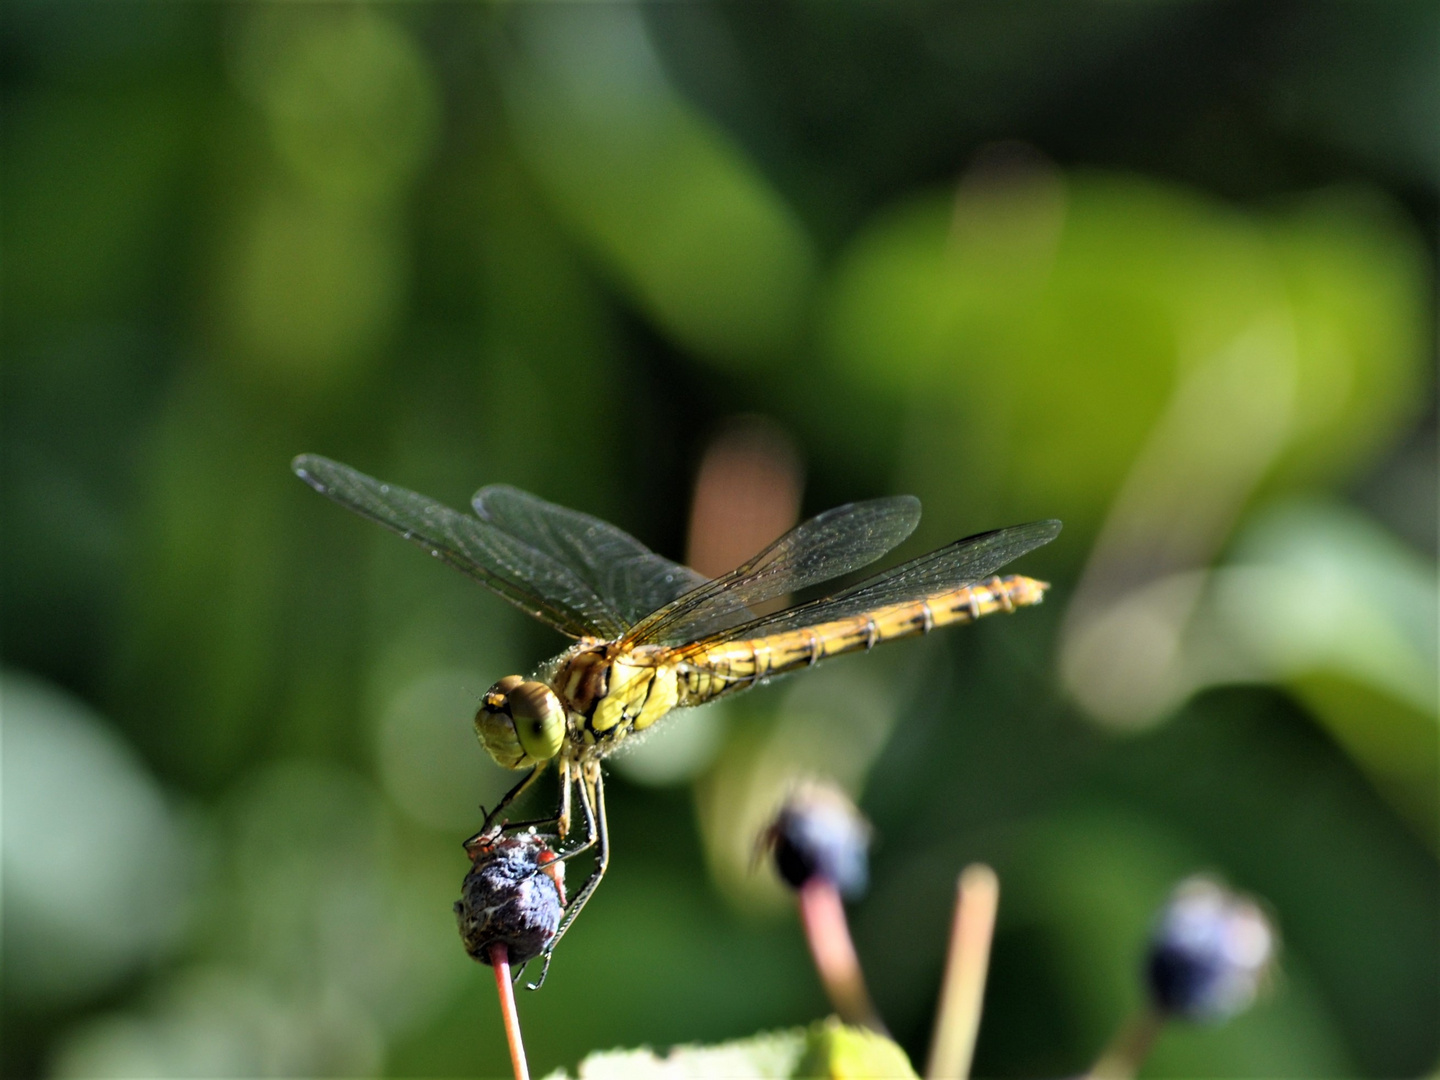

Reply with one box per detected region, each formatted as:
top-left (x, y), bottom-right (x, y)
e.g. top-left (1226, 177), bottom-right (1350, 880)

top-left (624, 495), bottom-right (923, 647)
top-left (681, 519), bottom-right (1062, 649)
top-left (293, 455), bottom-right (627, 639)
top-left (473, 485), bottom-right (709, 625)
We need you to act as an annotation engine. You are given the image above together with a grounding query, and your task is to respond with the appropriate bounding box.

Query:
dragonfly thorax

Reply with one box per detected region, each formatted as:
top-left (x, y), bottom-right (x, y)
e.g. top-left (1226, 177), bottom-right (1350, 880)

top-left (553, 643), bottom-right (613, 718)
top-left (553, 642), bottom-right (685, 751)
top-left (474, 675), bottom-right (566, 769)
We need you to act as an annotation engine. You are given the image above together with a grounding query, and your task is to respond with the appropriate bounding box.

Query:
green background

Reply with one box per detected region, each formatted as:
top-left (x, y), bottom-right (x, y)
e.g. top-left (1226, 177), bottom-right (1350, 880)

top-left (3, 4), bottom-right (1435, 1078)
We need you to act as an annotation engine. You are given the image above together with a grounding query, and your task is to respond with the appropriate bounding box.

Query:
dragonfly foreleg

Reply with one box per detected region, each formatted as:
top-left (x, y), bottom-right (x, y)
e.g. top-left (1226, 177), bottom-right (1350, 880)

top-left (550, 770), bottom-right (597, 865)
top-left (558, 758), bottom-right (573, 838)
top-left (527, 768), bottom-right (609, 990)
top-left (474, 762), bottom-right (546, 842)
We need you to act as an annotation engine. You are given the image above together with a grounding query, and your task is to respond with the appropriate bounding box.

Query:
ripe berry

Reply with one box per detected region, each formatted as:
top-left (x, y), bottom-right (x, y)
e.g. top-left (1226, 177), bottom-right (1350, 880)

top-left (1145, 876), bottom-right (1276, 1021)
top-left (764, 783), bottom-right (872, 899)
top-left (455, 830), bottom-right (564, 967)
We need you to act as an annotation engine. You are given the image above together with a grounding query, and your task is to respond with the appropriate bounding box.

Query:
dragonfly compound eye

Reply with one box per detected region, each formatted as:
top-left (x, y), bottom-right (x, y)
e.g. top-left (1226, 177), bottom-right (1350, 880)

top-left (474, 676), bottom-right (564, 768)
top-left (509, 680), bottom-right (565, 762)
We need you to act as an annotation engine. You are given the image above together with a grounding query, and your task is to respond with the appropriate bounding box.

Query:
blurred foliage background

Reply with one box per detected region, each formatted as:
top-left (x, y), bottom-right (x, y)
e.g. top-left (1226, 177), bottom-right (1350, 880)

top-left (2, 4), bottom-right (1436, 1078)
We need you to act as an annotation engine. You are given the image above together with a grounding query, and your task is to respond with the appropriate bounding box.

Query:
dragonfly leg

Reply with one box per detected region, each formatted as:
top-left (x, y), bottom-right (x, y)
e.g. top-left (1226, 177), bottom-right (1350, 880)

top-left (472, 763), bottom-right (546, 845)
top-left (527, 768), bottom-right (609, 991)
top-left (527, 950), bottom-right (553, 989)
top-left (551, 769), bottom-right (598, 865)
top-left (496, 761), bottom-right (576, 836)
top-left (558, 758), bottom-right (573, 838)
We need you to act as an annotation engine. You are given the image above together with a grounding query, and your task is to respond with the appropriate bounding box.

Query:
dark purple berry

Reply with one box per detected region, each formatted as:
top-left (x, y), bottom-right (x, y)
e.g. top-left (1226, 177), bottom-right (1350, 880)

top-left (764, 784), bottom-right (871, 899)
top-left (455, 830), bottom-right (564, 967)
top-left (1145, 877), bottom-right (1276, 1021)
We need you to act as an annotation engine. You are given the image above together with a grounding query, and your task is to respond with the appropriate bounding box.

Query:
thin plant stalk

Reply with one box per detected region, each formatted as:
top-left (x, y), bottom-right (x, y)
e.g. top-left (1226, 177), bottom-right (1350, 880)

top-left (798, 878), bottom-right (888, 1034)
top-left (490, 944), bottom-right (530, 1080)
top-left (926, 864), bottom-right (1000, 1080)
top-left (1085, 1008), bottom-right (1165, 1080)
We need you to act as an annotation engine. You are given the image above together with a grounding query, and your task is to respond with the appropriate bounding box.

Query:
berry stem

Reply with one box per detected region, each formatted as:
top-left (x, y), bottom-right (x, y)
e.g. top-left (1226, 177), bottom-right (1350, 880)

top-left (798, 877), bottom-right (887, 1034)
top-left (925, 863), bottom-right (1000, 1080)
top-left (1085, 1007), bottom-right (1165, 1080)
top-left (490, 943), bottom-right (530, 1080)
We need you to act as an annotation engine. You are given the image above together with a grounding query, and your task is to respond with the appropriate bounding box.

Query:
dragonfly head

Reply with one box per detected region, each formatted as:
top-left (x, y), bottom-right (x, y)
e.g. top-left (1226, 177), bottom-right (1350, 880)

top-left (475, 675), bottom-right (566, 768)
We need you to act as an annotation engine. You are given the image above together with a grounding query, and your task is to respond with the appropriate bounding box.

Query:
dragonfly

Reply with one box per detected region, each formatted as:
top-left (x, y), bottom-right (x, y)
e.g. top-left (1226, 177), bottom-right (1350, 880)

top-left (293, 454), bottom-right (1060, 982)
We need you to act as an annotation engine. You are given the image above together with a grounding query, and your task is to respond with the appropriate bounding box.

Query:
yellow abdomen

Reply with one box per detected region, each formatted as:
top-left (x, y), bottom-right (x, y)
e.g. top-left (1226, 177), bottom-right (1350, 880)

top-left (676, 574), bottom-right (1047, 704)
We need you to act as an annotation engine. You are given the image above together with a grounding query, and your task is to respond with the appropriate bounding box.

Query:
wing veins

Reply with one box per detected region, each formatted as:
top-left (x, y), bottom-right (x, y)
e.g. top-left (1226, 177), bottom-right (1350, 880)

top-left (473, 485), bottom-right (708, 627)
top-left (679, 519), bottom-right (1062, 653)
top-left (623, 495), bottom-right (922, 648)
top-left (293, 455), bottom-right (624, 639)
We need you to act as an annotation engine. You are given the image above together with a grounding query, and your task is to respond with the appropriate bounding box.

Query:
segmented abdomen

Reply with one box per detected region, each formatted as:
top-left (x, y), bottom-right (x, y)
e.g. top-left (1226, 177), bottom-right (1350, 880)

top-left (676, 574), bottom-right (1047, 704)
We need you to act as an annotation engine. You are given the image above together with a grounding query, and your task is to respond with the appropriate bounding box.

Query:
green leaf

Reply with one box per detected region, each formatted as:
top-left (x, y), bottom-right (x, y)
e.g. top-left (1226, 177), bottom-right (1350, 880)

top-left (547, 1018), bottom-right (916, 1079)
top-left (498, 6), bottom-right (817, 367)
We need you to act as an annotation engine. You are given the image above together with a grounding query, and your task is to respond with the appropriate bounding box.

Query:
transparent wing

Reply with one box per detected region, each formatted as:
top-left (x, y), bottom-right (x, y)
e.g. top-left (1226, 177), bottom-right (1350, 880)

top-left (680, 519), bottom-right (1062, 651)
top-left (473, 485), bottom-right (709, 626)
top-left (624, 496), bottom-right (923, 647)
top-left (293, 455), bottom-right (626, 639)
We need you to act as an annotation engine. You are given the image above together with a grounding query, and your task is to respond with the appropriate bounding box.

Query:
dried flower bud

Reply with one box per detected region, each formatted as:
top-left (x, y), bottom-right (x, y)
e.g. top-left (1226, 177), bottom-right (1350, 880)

top-left (763, 783), bottom-right (872, 899)
top-left (1146, 876), bottom-right (1276, 1021)
top-left (455, 830), bottom-right (564, 967)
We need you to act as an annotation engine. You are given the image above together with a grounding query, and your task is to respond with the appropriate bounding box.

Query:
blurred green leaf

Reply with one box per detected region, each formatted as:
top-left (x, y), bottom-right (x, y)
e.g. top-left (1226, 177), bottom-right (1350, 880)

top-left (821, 169), bottom-right (1429, 539)
top-left (548, 1018), bottom-right (915, 1079)
top-left (1211, 499), bottom-right (1438, 841)
top-left (796, 1019), bottom-right (918, 1080)
top-left (556, 1029), bottom-right (806, 1079)
top-left (500, 6), bottom-right (818, 366)
top-left (216, 9), bottom-right (439, 392)
top-left (235, 8), bottom-right (440, 208)
top-left (218, 191), bottom-right (408, 389)
top-left (1262, 188), bottom-right (1432, 490)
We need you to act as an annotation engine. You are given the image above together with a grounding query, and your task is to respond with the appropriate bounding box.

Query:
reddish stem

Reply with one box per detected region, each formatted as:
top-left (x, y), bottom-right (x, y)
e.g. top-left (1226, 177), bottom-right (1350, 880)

top-left (798, 878), bottom-right (887, 1034)
top-left (490, 944), bottom-right (530, 1080)
top-left (1085, 1008), bottom-right (1165, 1080)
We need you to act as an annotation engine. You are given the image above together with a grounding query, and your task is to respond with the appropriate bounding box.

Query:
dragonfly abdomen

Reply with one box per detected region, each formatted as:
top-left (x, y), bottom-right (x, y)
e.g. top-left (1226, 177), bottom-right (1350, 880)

top-left (677, 574), bottom-right (1048, 703)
